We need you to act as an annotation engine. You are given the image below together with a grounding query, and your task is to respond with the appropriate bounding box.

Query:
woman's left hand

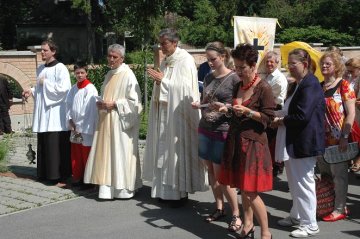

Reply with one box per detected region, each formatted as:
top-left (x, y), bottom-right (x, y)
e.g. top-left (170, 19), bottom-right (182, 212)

top-left (339, 137), bottom-right (349, 152)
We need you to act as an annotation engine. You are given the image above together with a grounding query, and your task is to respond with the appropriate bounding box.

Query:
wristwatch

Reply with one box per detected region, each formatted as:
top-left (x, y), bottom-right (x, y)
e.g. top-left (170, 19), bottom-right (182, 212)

top-left (341, 133), bottom-right (349, 139)
top-left (246, 110), bottom-right (254, 118)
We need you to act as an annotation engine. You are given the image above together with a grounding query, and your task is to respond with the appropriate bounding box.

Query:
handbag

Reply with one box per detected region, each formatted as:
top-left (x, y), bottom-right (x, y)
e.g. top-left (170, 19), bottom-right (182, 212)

top-left (315, 174), bottom-right (335, 218)
top-left (323, 142), bottom-right (359, 164)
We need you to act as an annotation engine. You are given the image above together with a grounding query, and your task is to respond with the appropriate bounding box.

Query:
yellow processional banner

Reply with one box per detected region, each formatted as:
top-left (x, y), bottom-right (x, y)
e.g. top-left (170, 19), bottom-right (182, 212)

top-left (233, 16), bottom-right (278, 64)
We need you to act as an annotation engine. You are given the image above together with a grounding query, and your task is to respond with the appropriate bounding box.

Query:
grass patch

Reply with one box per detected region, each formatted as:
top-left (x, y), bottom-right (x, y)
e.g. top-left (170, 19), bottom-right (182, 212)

top-left (0, 137), bottom-right (10, 172)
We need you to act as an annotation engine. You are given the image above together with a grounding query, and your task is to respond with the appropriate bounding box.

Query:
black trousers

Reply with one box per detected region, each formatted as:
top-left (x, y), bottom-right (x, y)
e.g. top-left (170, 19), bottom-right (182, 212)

top-left (0, 108), bottom-right (12, 133)
top-left (37, 131), bottom-right (71, 181)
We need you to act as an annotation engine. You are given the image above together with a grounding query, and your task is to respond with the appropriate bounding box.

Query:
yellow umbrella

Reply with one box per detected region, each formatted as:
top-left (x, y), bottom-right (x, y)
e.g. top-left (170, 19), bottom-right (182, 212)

top-left (280, 41), bottom-right (323, 82)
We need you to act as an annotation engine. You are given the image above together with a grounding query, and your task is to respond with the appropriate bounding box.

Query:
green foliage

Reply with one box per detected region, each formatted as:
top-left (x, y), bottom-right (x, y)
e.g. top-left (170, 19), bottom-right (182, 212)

top-left (126, 50), bottom-right (154, 105)
top-left (2, 0), bottom-right (360, 53)
top-left (71, 0), bottom-right (91, 14)
top-left (139, 110), bottom-right (148, 140)
top-left (126, 51), bottom-right (154, 65)
top-left (87, 63), bottom-right (109, 93)
top-left (277, 26), bottom-right (355, 46)
top-left (126, 50), bottom-right (155, 140)
top-left (180, 0), bottom-right (227, 47)
top-left (0, 74), bottom-right (22, 98)
top-left (0, 137), bottom-right (10, 173)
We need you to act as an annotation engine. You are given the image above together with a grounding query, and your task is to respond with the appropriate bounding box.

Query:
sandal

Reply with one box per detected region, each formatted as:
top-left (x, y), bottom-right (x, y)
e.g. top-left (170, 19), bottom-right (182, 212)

top-left (228, 215), bottom-right (242, 232)
top-left (205, 209), bottom-right (226, 222)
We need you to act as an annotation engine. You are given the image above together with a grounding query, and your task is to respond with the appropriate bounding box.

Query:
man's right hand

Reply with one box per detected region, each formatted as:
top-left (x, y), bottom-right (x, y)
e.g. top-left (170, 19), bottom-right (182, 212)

top-left (22, 89), bottom-right (32, 101)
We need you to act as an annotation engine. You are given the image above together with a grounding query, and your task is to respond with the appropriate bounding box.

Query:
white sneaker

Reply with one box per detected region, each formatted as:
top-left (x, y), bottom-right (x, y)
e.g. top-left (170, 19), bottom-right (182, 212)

top-left (290, 225), bottom-right (320, 238)
top-left (277, 216), bottom-right (300, 227)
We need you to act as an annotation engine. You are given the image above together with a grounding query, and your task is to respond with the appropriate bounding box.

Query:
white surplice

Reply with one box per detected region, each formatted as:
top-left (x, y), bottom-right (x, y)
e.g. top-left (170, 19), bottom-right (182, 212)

top-left (32, 62), bottom-right (71, 132)
top-left (265, 68), bottom-right (288, 107)
top-left (84, 64), bottom-right (142, 199)
top-left (143, 47), bottom-right (208, 200)
top-left (65, 82), bottom-right (98, 146)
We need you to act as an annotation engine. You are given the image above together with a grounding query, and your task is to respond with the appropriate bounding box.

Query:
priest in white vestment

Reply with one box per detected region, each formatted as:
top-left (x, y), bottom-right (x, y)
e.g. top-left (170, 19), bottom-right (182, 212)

top-left (66, 62), bottom-right (98, 187)
top-left (143, 28), bottom-right (208, 205)
top-left (84, 44), bottom-right (143, 199)
top-left (22, 40), bottom-right (72, 185)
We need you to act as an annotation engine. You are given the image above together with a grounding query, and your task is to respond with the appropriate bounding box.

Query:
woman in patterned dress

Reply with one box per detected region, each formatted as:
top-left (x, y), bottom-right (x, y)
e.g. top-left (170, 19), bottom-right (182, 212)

top-left (217, 43), bottom-right (275, 239)
top-left (318, 51), bottom-right (356, 222)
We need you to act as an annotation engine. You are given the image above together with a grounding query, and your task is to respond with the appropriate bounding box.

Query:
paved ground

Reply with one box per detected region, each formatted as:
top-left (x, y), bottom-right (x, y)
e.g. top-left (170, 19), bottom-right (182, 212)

top-left (0, 134), bottom-right (359, 239)
top-left (0, 134), bottom-right (96, 216)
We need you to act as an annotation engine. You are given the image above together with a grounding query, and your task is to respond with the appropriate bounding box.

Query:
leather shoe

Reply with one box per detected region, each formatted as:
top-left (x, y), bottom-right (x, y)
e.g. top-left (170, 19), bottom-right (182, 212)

top-left (322, 213), bottom-right (346, 222)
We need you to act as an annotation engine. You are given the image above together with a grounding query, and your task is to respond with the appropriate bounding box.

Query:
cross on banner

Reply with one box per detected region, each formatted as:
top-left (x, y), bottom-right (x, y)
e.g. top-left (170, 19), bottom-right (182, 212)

top-left (253, 38), bottom-right (264, 51)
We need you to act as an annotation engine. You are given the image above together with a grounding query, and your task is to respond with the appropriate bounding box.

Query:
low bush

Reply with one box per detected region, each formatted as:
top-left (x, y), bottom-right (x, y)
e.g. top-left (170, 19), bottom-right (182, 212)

top-left (0, 137), bottom-right (10, 172)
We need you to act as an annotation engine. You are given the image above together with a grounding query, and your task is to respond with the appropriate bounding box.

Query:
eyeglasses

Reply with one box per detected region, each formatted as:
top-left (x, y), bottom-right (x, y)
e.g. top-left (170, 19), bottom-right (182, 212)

top-left (321, 62), bottom-right (333, 67)
top-left (286, 62), bottom-right (302, 68)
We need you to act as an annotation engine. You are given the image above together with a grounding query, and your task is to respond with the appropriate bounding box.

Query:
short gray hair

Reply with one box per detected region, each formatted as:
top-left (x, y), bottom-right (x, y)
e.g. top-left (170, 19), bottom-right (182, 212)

top-left (108, 44), bottom-right (125, 57)
top-left (265, 51), bottom-right (280, 63)
top-left (159, 28), bottom-right (179, 42)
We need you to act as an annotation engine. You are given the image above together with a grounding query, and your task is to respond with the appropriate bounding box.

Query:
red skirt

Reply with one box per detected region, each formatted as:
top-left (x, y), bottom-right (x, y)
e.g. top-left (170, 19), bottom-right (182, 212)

top-left (219, 134), bottom-right (273, 192)
top-left (351, 121), bottom-right (360, 146)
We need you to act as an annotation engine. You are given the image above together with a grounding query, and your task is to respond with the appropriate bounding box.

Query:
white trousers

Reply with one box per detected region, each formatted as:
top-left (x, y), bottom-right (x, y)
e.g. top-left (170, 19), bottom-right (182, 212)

top-left (99, 185), bottom-right (135, 199)
top-left (285, 156), bottom-right (318, 227)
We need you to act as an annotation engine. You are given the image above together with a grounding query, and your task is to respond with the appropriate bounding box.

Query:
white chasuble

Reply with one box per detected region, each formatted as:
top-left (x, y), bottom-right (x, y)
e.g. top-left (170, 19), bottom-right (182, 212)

top-left (143, 48), bottom-right (208, 200)
top-left (84, 64), bottom-right (142, 193)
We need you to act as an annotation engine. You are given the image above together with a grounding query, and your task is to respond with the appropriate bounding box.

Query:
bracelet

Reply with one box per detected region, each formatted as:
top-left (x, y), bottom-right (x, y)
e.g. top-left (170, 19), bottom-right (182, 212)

top-left (341, 132), bottom-right (349, 139)
top-left (246, 110), bottom-right (254, 118)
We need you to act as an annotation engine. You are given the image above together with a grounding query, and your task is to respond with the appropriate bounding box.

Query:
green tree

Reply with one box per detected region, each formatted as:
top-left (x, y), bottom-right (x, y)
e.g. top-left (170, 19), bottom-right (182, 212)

top-left (276, 26), bottom-right (355, 46)
top-left (0, 0), bottom-right (40, 49)
top-left (180, 0), bottom-right (227, 47)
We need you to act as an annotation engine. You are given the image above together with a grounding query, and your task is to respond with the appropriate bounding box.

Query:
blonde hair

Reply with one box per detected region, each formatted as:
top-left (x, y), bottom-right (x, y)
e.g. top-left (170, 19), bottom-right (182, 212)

top-left (320, 51), bottom-right (345, 78)
top-left (345, 57), bottom-right (360, 69)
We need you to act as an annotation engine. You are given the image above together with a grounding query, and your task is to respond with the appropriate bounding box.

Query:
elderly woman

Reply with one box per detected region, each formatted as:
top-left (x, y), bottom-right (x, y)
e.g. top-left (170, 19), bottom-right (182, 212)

top-left (192, 42), bottom-right (241, 231)
top-left (274, 49), bottom-right (325, 238)
top-left (318, 52), bottom-right (356, 221)
top-left (217, 43), bottom-right (275, 239)
top-left (345, 57), bottom-right (360, 173)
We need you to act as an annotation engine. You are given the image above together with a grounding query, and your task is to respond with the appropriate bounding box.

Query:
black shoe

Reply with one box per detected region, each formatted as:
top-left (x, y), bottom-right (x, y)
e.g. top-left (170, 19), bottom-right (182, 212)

top-left (79, 184), bottom-right (96, 191)
top-left (169, 197), bottom-right (188, 208)
top-left (71, 181), bottom-right (84, 187)
top-left (273, 163), bottom-right (284, 176)
top-left (237, 226), bottom-right (255, 239)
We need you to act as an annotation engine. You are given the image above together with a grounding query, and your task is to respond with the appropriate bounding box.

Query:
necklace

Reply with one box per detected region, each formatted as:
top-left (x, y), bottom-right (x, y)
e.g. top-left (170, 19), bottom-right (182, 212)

top-left (241, 74), bottom-right (258, 90)
top-left (323, 78), bottom-right (337, 90)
